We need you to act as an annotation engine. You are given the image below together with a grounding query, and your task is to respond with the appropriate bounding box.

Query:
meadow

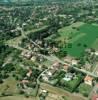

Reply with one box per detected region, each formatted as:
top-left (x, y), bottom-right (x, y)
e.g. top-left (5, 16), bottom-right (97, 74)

top-left (57, 22), bottom-right (98, 57)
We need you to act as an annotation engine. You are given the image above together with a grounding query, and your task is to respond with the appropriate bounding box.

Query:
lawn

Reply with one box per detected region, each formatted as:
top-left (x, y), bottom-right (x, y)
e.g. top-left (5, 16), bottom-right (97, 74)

top-left (60, 74), bottom-right (83, 92)
top-left (0, 76), bottom-right (19, 95)
top-left (0, 95), bottom-right (38, 100)
top-left (58, 23), bottom-right (98, 57)
top-left (78, 83), bottom-right (92, 97)
top-left (92, 38), bottom-right (98, 50)
top-left (56, 22), bottom-right (84, 41)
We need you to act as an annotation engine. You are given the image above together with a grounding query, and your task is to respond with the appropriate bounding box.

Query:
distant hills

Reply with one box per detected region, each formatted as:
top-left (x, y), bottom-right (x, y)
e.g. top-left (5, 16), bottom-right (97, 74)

top-left (0, 0), bottom-right (31, 3)
top-left (0, 0), bottom-right (85, 3)
top-left (0, 0), bottom-right (95, 5)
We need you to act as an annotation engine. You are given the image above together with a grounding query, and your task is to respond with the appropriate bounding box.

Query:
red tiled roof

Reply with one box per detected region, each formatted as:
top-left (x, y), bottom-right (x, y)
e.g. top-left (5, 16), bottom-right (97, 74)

top-left (92, 95), bottom-right (98, 100)
top-left (84, 75), bottom-right (93, 81)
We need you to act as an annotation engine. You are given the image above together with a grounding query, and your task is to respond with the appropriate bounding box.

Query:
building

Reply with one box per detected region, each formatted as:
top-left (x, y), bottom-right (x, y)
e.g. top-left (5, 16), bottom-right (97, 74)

top-left (21, 80), bottom-right (29, 84)
top-left (63, 64), bottom-right (69, 71)
top-left (26, 68), bottom-right (32, 77)
top-left (95, 51), bottom-right (98, 56)
top-left (84, 75), bottom-right (93, 86)
top-left (92, 95), bottom-right (98, 100)
top-left (47, 71), bottom-right (52, 76)
top-left (31, 56), bottom-right (36, 62)
top-left (71, 60), bottom-right (78, 65)
top-left (53, 61), bottom-right (60, 67)
top-left (52, 61), bottom-right (60, 69)
top-left (64, 56), bottom-right (73, 64)
top-left (42, 76), bottom-right (49, 82)
top-left (63, 73), bottom-right (73, 82)
top-left (21, 51), bottom-right (32, 59)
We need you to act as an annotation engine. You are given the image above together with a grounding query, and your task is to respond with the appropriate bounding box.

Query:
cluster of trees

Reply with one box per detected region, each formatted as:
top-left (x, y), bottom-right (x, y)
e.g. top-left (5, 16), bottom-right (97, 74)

top-left (0, 6), bottom-right (34, 41)
top-left (0, 43), bottom-right (14, 66)
top-left (0, 42), bottom-right (21, 84)
top-left (0, 63), bottom-right (14, 84)
top-left (77, 49), bottom-right (98, 69)
top-left (78, 83), bottom-right (92, 97)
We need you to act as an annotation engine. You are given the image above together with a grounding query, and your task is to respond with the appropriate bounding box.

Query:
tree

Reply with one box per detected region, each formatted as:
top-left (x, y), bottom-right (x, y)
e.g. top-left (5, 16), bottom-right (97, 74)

top-left (58, 48), bottom-right (67, 58)
top-left (0, 78), bottom-right (3, 84)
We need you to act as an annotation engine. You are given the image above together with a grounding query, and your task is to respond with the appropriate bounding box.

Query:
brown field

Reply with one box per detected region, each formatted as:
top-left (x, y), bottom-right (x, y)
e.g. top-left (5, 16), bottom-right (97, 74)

top-left (0, 95), bottom-right (38, 100)
top-left (40, 83), bottom-right (87, 100)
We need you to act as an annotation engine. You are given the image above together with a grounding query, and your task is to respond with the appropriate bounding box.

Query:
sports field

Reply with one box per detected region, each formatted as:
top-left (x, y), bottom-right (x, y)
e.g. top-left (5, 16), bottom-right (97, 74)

top-left (58, 23), bottom-right (98, 57)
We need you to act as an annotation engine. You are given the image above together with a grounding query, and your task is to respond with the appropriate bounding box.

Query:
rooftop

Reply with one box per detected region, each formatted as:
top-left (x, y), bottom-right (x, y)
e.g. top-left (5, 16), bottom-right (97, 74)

top-left (84, 75), bottom-right (93, 81)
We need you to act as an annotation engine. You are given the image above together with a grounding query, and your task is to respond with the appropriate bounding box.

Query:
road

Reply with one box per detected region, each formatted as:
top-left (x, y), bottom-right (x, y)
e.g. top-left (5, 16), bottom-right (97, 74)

top-left (17, 27), bottom-right (43, 50)
top-left (7, 42), bottom-right (98, 78)
top-left (8, 25), bottom-right (95, 78)
top-left (88, 83), bottom-right (98, 99)
top-left (6, 25), bottom-right (98, 100)
top-left (37, 67), bottom-right (51, 84)
top-left (73, 67), bottom-right (98, 78)
top-left (92, 62), bottom-right (98, 75)
top-left (42, 54), bottom-right (98, 77)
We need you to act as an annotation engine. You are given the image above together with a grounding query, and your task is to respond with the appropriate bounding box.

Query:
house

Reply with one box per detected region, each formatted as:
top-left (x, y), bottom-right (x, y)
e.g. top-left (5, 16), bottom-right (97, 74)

top-left (53, 61), bottom-right (59, 67)
top-left (21, 51), bottom-right (32, 59)
top-left (52, 61), bottom-right (60, 69)
top-left (52, 47), bottom-right (59, 52)
top-left (50, 69), bottom-right (56, 75)
top-left (64, 56), bottom-right (73, 64)
top-left (71, 60), bottom-right (78, 65)
top-left (21, 80), bottom-right (29, 84)
top-left (84, 75), bottom-right (93, 86)
top-left (95, 51), bottom-right (98, 56)
top-left (63, 64), bottom-right (69, 71)
top-left (42, 76), bottom-right (48, 82)
top-left (92, 95), bottom-right (98, 100)
top-left (47, 71), bottom-right (52, 76)
top-left (40, 89), bottom-right (47, 93)
top-left (20, 80), bottom-right (29, 89)
top-left (31, 56), bottom-right (36, 62)
top-left (26, 68), bottom-right (32, 77)
top-left (63, 73), bottom-right (73, 81)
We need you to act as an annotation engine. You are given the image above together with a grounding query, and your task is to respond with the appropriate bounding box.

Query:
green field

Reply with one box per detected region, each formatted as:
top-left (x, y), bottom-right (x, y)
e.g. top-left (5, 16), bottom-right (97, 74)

top-left (58, 23), bottom-right (98, 57)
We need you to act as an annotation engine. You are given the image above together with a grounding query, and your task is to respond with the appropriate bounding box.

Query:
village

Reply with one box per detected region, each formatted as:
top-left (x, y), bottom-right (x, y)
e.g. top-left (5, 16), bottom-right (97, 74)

top-left (1, 0), bottom-right (98, 100)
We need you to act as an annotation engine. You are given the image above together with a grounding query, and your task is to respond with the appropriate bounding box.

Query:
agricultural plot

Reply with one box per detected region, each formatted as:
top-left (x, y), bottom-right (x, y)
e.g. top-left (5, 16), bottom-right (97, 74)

top-left (57, 22), bottom-right (98, 57)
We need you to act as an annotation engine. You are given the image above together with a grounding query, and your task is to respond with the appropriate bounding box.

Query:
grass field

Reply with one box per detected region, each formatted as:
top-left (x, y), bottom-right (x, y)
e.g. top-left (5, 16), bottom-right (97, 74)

top-left (92, 38), bottom-right (98, 50)
top-left (57, 22), bottom-right (98, 57)
top-left (0, 77), bottom-right (19, 94)
top-left (0, 96), bottom-right (38, 100)
top-left (0, 77), bottom-right (39, 100)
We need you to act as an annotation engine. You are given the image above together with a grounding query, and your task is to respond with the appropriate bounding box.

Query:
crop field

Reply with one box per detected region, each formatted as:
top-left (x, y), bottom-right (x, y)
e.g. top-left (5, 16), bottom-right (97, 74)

top-left (57, 22), bottom-right (98, 57)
